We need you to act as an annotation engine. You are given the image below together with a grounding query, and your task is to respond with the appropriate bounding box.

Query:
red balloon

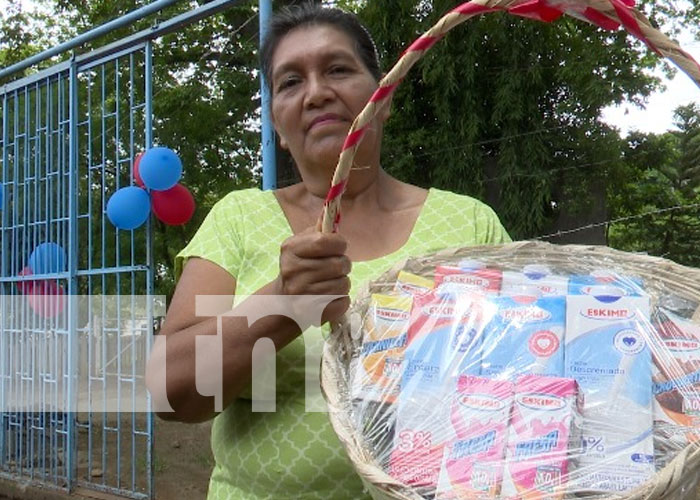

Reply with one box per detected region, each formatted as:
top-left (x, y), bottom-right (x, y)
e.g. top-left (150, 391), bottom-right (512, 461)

top-left (133, 151), bottom-right (145, 187)
top-left (151, 183), bottom-right (195, 225)
top-left (16, 267), bottom-right (35, 294)
top-left (26, 280), bottom-right (65, 318)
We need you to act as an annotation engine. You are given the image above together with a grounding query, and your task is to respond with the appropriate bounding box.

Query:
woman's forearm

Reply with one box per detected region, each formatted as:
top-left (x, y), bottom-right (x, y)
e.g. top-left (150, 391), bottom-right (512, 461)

top-left (146, 282), bottom-right (303, 423)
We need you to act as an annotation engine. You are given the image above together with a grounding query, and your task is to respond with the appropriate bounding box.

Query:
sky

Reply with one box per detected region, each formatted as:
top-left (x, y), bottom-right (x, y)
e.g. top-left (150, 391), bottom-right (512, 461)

top-left (601, 31), bottom-right (700, 136)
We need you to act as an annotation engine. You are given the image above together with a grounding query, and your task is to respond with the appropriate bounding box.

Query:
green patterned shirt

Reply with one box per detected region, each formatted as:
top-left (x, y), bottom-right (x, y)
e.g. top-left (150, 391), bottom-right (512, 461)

top-left (175, 187), bottom-right (510, 500)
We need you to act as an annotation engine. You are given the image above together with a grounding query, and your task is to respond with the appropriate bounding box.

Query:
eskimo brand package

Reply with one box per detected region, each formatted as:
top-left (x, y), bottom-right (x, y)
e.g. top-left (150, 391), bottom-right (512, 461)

top-left (568, 269), bottom-right (645, 297)
top-left (390, 389), bottom-right (452, 493)
top-left (351, 293), bottom-right (413, 403)
top-left (394, 270), bottom-right (434, 297)
top-left (480, 294), bottom-right (566, 381)
top-left (390, 292), bottom-right (496, 492)
top-left (501, 375), bottom-right (581, 500)
top-left (434, 264), bottom-right (502, 295)
top-left (501, 265), bottom-right (569, 297)
top-left (434, 375), bottom-right (514, 499)
top-left (565, 292), bottom-right (655, 493)
top-left (401, 291), bottom-right (495, 387)
top-left (651, 310), bottom-right (700, 449)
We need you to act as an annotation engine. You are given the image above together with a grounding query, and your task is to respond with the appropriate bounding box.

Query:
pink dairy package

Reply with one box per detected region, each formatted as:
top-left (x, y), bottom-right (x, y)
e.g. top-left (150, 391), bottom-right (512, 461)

top-left (435, 376), bottom-right (514, 499)
top-left (434, 264), bottom-right (502, 295)
top-left (501, 375), bottom-right (582, 500)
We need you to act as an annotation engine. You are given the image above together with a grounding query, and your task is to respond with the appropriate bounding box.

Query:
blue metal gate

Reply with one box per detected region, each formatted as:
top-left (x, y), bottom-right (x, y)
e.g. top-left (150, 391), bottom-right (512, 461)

top-left (0, 0), bottom-right (255, 497)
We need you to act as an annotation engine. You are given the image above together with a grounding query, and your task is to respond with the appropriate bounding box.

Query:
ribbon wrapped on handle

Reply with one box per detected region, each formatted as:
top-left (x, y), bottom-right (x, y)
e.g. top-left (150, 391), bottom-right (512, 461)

top-left (320, 0), bottom-right (700, 234)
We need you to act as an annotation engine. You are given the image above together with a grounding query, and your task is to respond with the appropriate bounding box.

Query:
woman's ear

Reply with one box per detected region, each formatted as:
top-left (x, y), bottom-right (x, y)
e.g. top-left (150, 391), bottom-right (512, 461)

top-left (270, 112), bottom-right (289, 150)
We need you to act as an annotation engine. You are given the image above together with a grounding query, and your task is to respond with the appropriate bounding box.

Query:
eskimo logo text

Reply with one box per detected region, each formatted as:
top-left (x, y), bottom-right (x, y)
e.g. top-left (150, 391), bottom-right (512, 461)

top-left (517, 393), bottom-right (566, 411)
top-left (458, 393), bottom-right (505, 411)
top-left (501, 307), bottom-right (550, 322)
top-left (582, 308), bottom-right (634, 320)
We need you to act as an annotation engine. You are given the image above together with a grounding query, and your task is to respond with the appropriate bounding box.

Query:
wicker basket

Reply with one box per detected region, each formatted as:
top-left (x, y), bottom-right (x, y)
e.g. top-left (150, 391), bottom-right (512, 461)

top-left (321, 241), bottom-right (700, 499)
top-left (317, 1), bottom-right (700, 498)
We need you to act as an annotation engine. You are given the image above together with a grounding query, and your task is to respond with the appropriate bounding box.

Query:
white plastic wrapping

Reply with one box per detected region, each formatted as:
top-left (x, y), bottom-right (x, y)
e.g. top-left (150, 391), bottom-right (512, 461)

top-left (323, 242), bottom-right (700, 500)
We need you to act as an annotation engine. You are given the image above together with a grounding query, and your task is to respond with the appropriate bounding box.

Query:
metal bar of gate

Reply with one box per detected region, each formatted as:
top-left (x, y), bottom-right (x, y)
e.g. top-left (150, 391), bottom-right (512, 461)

top-left (0, 0), bottom-right (249, 498)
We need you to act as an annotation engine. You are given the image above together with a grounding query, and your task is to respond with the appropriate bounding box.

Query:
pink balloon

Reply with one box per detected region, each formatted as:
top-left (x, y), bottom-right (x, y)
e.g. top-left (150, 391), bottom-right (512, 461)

top-left (151, 183), bottom-right (195, 225)
top-left (16, 267), bottom-right (35, 295)
top-left (133, 151), bottom-right (145, 187)
top-left (27, 280), bottom-right (66, 318)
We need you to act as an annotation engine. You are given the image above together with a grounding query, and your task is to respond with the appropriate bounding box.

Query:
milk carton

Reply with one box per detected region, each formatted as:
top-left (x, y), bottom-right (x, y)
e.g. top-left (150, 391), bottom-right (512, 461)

top-left (390, 389), bottom-right (452, 493)
top-left (434, 264), bottom-right (501, 295)
top-left (565, 292), bottom-right (654, 493)
top-left (501, 375), bottom-right (582, 500)
top-left (352, 294), bottom-right (413, 404)
top-left (501, 265), bottom-right (568, 297)
top-left (568, 269), bottom-right (644, 297)
top-left (390, 292), bottom-right (496, 491)
top-left (394, 270), bottom-right (434, 296)
top-left (402, 291), bottom-right (496, 385)
top-left (435, 376), bottom-right (514, 499)
top-left (481, 294), bottom-right (566, 381)
top-left (651, 309), bottom-right (700, 459)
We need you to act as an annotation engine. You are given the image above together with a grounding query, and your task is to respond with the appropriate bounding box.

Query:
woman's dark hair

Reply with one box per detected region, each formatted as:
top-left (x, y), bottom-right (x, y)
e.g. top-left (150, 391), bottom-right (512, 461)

top-left (260, 2), bottom-right (381, 90)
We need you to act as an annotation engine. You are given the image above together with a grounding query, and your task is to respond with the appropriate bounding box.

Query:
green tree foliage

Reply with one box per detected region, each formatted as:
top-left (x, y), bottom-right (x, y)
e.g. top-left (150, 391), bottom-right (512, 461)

top-left (356, 0), bottom-right (691, 240)
top-left (3, 0), bottom-right (699, 298)
top-left (0, 0), bottom-right (71, 81)
top-left (608, 103), bottom-right (700, 267)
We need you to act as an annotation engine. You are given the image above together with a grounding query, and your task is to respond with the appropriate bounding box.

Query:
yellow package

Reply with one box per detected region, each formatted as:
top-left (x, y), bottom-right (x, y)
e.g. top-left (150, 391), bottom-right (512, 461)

top-left (394, 270), bottom-right (433, 296)
top-left (351, 294), bottom-right (413, 403)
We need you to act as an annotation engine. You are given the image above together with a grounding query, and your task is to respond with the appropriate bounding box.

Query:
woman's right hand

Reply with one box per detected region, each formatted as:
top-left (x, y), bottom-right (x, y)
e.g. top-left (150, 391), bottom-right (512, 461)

top-left (274, 227), bottom-right (352, 324)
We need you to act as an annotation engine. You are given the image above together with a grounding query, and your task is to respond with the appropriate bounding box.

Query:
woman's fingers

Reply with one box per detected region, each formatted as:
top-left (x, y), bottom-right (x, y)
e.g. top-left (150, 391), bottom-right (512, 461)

top-left (277, 230), bottom-right (352, 310)
top-left (279, 255), bottom-right (352, 295)
top-left (281, 230), bottom-right (347, 259)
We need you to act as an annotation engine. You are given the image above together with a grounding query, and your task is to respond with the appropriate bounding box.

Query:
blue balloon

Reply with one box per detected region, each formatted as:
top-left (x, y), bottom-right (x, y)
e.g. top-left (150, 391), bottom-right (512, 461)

top-left (29, 242), bottom-right (66, 275)
top-left (107, 186), bottom-right (151, 230)
top-left (139, 147), bottom-right (182, 191)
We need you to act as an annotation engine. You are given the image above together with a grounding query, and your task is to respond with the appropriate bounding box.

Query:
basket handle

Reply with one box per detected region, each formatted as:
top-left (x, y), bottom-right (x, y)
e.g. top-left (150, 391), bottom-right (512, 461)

top-left (319, 0), bottom-right (700, 233)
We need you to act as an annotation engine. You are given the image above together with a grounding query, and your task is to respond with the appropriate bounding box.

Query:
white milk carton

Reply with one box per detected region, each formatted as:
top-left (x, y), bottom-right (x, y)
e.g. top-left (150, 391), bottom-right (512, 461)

top-left (390, 291), bottom-right (497, 493)
top-left (501, 265), bottom-right (568, 297)
top-left (651, 309), bottom-right (700, 462)
top-left (565, 291), bottom-right (654, 493)
top-left (481, 294), bottom-right (566, 381)
top-left (568, 269), bottom-right (644, 297)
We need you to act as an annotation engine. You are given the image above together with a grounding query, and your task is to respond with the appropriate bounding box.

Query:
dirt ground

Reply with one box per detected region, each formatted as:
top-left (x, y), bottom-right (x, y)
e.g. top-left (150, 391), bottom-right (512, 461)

top-left (152, 418), bottom-right (213, 500)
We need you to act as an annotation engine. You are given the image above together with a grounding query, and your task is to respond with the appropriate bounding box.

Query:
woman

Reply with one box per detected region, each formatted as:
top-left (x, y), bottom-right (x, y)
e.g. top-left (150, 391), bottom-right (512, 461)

top-left (146, 3), bottom-right (510, 499)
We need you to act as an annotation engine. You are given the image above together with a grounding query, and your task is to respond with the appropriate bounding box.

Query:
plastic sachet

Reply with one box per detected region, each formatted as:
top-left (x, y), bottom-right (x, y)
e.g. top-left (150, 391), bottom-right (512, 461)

top-left (323, 242), bottom-right (700, 500)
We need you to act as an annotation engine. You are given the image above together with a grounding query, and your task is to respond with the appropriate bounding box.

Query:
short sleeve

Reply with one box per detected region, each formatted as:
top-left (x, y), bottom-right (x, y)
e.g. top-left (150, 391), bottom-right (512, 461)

top-left (478, 203), bottom-right (511, 245)
top-left (175, 191), bottom-right (244, 280)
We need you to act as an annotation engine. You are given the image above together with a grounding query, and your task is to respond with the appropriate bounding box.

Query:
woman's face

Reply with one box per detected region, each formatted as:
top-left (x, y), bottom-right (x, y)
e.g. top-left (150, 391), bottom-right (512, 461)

top-left (270, 25), bottom-right (386, 178)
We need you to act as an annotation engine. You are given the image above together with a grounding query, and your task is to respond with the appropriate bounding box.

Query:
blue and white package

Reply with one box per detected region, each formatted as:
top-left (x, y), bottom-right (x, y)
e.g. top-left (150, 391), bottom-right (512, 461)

top-left (401, 292), bottom-right (496, 395)
top-left (565, 292), bottom-right (654, 493)
top-left (480, 294), bottom-right (566, 381)
top-left (501, 264), bottom-right (569, 297)
top-left (568, 269), bottom-right (645, 297)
